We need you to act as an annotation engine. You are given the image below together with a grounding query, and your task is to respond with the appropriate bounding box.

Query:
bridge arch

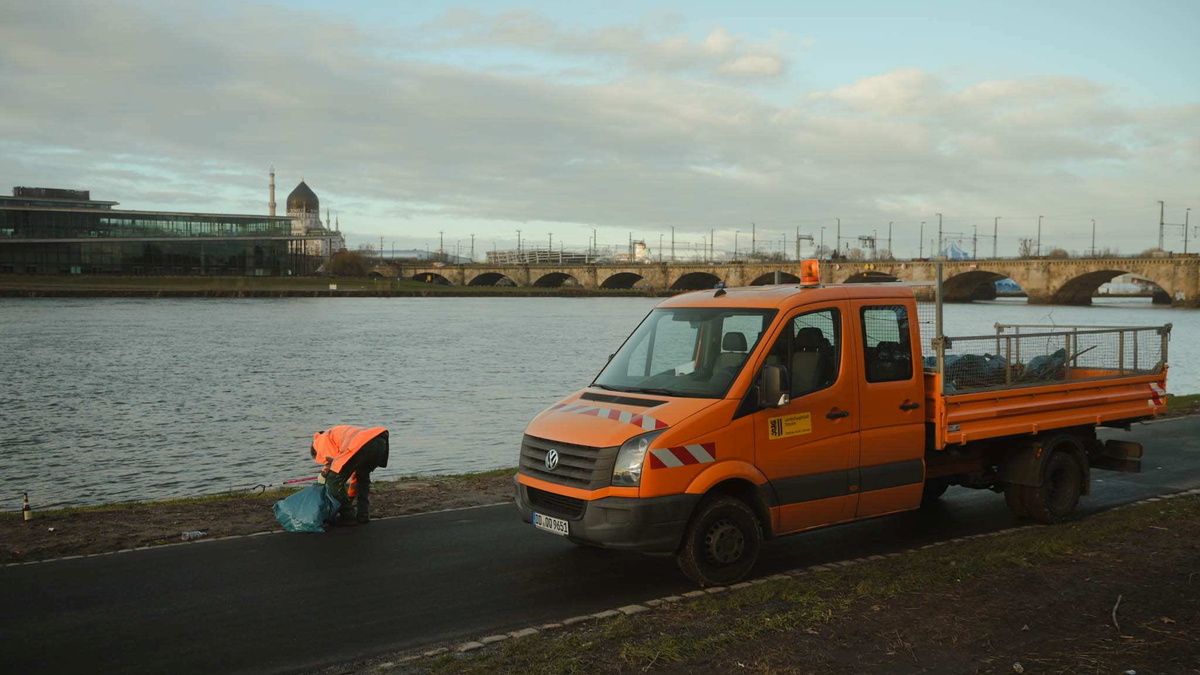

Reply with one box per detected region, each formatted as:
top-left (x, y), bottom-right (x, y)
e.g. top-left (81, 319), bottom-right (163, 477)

top-left (413, 272), bottom-right (452, 285)
top-left (467, 272), bottom-right (517, 287)
top-left (601, 272), bottom-right (644, 289)
top-left (1051, 269), bottom-right (1170, 305)
top-left (671, 272), bottom-right (723, 291)
top-left (749, 271), bottom-right (801, 285)
top-left (532, 272), bottom-right (581, 288)
top-left (844, 271), bottom-right (899, 284)
top-left (942, 269), bottom-right (1028, 302)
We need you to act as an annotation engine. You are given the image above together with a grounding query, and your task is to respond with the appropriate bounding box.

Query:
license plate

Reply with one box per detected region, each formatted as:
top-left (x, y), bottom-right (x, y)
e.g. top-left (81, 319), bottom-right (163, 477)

top-left (532, 512), bottom-right (570, 536)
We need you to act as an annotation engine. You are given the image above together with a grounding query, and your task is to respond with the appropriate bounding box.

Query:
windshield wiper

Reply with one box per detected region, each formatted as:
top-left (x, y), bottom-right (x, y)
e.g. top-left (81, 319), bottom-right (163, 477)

top-left (590, 383), bottom-right (630, 392)
top-left (622, 387), bottom-right (692, 397)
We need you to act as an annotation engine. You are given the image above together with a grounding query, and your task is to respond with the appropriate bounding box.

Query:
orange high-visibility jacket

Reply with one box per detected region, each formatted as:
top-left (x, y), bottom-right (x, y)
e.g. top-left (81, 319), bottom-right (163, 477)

top-left (311, 425), bottom-right (389, 474)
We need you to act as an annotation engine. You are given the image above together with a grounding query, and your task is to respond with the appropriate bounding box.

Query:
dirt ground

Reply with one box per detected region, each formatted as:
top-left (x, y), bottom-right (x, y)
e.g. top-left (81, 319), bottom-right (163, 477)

top-left (670, 509), bottom-right (1200, 674)
top-left (2, 471), bottom-right (515, 564)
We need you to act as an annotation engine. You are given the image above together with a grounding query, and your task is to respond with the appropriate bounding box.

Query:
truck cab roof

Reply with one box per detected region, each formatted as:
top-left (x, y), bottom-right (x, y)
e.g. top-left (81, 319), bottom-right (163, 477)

top-left (657, 283), bottom-right (916, 310)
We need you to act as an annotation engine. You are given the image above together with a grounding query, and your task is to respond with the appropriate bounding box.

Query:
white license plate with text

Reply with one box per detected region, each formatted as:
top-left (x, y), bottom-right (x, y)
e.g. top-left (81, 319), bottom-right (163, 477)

top-left (532, 512), bottom-right (570, 536)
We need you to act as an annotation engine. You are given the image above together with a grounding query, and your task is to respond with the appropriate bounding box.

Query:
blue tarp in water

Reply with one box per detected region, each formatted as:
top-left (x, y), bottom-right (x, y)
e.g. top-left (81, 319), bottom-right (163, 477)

top-left (273, 483), bottom-right (342, 533)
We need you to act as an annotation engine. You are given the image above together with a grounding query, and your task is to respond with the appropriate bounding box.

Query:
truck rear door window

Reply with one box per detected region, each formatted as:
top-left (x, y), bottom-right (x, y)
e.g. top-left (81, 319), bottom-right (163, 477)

top-left (861, 305), bottom-right (913, 382)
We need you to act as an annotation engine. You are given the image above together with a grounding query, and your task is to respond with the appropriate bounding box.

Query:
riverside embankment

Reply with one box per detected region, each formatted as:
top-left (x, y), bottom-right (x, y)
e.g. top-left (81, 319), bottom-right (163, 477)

top-left (0, 275), bottom-right (661, 297)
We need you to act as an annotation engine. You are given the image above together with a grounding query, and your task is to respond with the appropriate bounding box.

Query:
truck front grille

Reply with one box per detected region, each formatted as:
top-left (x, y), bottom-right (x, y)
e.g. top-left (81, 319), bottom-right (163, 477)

top-left (526, 486), bottom-right (586, 519)
top-left (519, 434), bottom-right (618, 490)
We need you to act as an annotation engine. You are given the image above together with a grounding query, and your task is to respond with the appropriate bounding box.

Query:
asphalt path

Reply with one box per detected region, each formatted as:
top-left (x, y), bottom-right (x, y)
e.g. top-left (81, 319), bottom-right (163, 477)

top-left (3, 418), bottom-right (1199, 675)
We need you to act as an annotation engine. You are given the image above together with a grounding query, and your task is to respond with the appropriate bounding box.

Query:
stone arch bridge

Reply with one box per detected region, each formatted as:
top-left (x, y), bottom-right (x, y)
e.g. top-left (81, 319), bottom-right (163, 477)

top-left (388, 257), bottom-right (1200, 307)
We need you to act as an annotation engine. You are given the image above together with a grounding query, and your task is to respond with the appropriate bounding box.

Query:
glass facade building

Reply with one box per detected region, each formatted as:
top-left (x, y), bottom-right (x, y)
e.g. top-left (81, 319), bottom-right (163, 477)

top-left (0, 187), bottom-right (332, 276)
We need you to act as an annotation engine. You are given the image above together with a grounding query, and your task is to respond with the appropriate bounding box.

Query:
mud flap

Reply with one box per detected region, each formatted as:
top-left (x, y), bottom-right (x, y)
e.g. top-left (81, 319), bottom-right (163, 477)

top-left (1091, 440), bottom-right (1143, 474)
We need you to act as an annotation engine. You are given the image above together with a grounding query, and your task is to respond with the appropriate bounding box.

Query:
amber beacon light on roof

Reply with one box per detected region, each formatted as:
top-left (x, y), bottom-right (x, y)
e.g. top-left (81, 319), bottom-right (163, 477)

top-left (799, 258), bottom-right (821, 287)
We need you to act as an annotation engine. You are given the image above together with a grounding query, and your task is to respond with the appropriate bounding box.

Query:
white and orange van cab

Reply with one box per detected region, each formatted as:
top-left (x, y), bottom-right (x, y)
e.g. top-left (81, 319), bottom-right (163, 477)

top-left (515, 266), bottom-right (930, 585)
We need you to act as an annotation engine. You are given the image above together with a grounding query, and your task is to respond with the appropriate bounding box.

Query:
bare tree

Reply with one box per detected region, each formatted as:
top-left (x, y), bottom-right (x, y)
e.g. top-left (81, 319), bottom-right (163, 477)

top-left (745, 250), bottom-right (788, 262)
top-left (329, 249), bottom-right (371, 277)
top-left (1018, 238), bottom-right (1035, 257)
top-left (1046, 248), bottom-right (1070, 259)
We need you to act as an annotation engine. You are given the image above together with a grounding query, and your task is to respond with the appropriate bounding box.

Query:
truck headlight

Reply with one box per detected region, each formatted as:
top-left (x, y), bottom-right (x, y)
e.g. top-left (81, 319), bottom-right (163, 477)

top-left (612, 429), bottom-right (665, 487)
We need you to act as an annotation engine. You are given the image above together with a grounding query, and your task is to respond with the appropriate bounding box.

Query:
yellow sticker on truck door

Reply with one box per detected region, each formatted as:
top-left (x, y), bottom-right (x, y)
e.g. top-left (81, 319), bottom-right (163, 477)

top-left (768, 412), bottom-right (812, 439)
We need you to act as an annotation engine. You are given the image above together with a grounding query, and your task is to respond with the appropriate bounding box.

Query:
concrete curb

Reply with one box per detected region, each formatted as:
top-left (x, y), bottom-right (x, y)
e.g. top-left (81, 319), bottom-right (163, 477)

top-left (376, 487), bottom-right (1200, 671)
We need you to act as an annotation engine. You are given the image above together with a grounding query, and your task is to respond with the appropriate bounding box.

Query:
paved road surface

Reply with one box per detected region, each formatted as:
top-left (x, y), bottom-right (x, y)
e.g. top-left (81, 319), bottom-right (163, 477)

top-left (3, 419), bottom-right (1198, 675)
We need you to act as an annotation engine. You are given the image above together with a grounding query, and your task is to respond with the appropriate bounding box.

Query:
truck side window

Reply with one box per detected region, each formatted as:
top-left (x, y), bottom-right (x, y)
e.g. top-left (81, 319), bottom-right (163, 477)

top-left (861, 305), bottom-right (913, 382)
top-left (766, 308), bottom-right (840, 397)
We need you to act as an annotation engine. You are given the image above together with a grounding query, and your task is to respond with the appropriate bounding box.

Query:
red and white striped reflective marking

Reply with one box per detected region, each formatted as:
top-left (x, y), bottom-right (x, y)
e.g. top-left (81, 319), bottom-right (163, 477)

top-left (649, 443), bottom-right (716, 469)
top-left (550, 403), bottom-right (669, 431)
top-left (1148, 383), bottom-right (1166, 407)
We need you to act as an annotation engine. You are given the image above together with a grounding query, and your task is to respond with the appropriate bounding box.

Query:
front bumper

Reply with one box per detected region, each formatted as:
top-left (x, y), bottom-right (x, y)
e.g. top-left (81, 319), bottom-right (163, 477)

top-left (515, 477), bottom-right (698, 554)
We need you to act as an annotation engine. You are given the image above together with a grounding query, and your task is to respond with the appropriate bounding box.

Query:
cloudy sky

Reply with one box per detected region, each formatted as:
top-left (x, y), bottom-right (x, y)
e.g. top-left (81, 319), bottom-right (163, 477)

top-left (2, 0), bottom-right (1197, 258)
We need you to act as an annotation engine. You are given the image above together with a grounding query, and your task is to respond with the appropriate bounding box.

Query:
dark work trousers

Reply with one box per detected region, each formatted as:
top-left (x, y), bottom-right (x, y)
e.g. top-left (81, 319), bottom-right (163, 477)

top-left (337, 434), bottom-right (389, 520)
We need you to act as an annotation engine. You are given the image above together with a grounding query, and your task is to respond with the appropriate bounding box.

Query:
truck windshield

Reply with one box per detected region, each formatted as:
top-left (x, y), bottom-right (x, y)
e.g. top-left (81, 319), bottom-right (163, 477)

top-left (593, 307), bottom-right (777, 398)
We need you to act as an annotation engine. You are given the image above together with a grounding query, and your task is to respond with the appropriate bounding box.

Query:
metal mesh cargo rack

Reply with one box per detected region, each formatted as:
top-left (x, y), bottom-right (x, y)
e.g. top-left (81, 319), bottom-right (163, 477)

top-left (930, 324), bottom-right (1170, 395)
top-left (920, 262), bottom-right (1171, 395)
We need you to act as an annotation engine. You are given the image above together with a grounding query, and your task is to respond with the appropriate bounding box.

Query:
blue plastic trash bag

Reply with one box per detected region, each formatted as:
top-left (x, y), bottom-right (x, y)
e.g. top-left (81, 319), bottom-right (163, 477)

top-left (273, 483), bottom-right (342, 533)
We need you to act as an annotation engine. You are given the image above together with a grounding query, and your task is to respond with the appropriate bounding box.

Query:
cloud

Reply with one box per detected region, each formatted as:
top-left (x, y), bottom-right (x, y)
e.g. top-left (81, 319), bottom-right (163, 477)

top-left (415, 10), bottom-right (791, 80)
top-left (0, 0), bottom-right (1196, 256)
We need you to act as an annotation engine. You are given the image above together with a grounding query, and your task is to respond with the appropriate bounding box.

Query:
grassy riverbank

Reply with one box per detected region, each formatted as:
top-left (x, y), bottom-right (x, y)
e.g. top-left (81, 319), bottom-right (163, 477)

top-left (2, 469), bottom-right (516, 564)
top-left (382, 494), bottom-right (1200, 675)
top-left (0, 275), bottom-right (659, 297)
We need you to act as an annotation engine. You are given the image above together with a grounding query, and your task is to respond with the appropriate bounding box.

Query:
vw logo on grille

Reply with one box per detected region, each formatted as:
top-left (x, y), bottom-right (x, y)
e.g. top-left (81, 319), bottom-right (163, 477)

top-left (544, 449), bottom-right (560, 471)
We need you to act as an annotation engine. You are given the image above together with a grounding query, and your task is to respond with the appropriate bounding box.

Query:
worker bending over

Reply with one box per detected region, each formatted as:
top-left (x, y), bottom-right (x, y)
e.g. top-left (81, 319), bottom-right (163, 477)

top-left (311, 425), bottom-right (390, 525)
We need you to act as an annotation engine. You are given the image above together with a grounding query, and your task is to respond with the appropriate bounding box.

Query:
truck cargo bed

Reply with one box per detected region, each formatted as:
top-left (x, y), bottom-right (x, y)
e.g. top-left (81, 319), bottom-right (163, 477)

top-left (925, 370), bottom-right (1165, 448)
top-left (921, 323), bottom-right (1170, 449)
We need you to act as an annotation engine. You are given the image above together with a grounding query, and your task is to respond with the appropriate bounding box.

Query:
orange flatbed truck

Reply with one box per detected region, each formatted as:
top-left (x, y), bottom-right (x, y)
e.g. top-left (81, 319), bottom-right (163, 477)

top-left (515, 263), bottom-right (1171, 585)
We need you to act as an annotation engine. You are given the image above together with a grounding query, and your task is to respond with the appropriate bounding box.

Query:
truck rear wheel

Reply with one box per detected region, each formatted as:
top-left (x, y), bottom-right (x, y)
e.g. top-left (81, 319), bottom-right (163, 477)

top-left (676, 496), bottom-right (761, 587)
top-left (1006, 449), bottom-right (1083, 523)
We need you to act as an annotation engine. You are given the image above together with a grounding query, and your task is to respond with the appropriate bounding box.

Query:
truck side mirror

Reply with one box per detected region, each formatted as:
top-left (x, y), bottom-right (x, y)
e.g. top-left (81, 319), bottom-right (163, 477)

top-left (758, 365), bottom-right (789, 408)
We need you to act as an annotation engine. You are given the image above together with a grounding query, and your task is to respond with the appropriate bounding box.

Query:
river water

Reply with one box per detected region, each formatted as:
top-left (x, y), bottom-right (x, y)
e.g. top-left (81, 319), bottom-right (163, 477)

top-left (2, 296), bottom-right (1195, 508)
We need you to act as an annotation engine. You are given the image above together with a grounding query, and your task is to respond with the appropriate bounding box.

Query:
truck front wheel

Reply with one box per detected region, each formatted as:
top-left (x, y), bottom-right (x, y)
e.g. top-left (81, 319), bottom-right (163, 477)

top-left (676, 496), bottom-right (762, 587)
top-left (1006, 449), bottom-right (1083, 524)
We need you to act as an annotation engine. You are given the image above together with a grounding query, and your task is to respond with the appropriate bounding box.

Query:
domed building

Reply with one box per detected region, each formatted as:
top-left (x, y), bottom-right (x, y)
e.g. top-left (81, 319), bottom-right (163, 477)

top-left (283, 180), bottom-right (316, 219)
top-left (286, 180), bottom-right (321, 234)
top-left (269, 168), bottom-right (345, 272)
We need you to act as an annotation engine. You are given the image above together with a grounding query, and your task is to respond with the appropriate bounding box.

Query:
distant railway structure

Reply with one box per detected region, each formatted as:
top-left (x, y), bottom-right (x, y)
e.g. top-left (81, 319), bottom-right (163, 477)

top-left (388, 257), bottom-right (1200, 307)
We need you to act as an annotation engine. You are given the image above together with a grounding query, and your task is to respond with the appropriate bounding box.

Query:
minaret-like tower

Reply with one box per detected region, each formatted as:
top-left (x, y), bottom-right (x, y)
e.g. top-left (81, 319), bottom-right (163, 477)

top-left (269, 165), bottom-right (276, 216)
top-left (326, 208), bottom-right (331, 230)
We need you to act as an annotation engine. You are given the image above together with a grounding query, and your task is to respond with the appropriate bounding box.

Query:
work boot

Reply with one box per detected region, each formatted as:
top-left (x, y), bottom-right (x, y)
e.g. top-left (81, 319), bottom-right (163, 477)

top-left (356, 512), bottom-right (370, 525)
top-left (331, 509), bottom-right (357, 527)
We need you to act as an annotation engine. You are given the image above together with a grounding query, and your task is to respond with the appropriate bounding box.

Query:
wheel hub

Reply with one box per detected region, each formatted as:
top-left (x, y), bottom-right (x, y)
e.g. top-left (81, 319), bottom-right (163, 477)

top-left (703, 518), bottom-right (745, 566)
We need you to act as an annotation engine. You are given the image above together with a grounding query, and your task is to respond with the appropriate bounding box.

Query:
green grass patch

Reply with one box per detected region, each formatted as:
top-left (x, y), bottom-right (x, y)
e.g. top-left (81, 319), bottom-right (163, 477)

top-left (1168, 392), bottom-right (1200, 410)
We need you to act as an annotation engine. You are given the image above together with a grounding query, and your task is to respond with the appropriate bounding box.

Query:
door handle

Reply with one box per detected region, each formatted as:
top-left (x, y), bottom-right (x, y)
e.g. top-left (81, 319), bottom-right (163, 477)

top-left (899, 401), bottom-right (920, 411)
top-left (826, 409), bottom-right (850, 419)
